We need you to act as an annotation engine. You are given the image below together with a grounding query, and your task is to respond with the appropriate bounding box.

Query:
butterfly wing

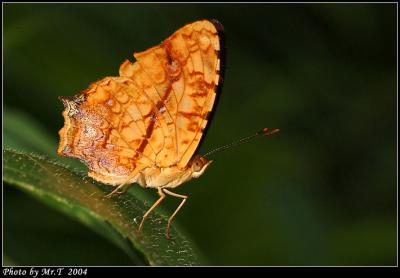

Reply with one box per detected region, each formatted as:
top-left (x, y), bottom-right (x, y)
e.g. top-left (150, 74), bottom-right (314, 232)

top-left (58, 77), bottom-right (157, 185)
top-left (58, 20), bottom-right (223, 185)
top-left (120, 19), bottom-right (223, 169)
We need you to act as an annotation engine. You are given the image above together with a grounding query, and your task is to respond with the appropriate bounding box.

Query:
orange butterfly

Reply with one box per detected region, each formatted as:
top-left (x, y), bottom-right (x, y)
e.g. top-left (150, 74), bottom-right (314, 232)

top-left (58, 19), bottom-right (225, 238)
top-left (57, 19), bottom-right (279, 238)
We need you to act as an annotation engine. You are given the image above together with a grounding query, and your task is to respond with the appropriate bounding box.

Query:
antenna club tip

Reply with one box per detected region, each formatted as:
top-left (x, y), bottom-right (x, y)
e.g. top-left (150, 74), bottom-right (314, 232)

top-left (262, 127), bottom-right (280, 135)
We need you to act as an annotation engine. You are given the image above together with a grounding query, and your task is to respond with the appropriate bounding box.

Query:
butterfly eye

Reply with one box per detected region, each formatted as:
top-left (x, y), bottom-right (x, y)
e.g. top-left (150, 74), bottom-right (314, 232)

top-left (193, 160), bottom-right (203, 172)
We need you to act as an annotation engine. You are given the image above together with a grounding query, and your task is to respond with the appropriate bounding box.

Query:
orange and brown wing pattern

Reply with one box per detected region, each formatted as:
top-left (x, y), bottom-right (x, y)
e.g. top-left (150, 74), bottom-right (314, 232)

top-left (58, 77), bottom-right (158, 185)
top-left (58, 19), bottom-right (223, 185)
top-left (120, 19), bottom-right (223, 169)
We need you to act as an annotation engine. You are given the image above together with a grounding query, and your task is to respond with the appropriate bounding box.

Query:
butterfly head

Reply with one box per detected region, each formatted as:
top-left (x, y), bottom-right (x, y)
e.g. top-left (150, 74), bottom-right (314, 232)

top-left (189, 155), bottom-right (213, 179)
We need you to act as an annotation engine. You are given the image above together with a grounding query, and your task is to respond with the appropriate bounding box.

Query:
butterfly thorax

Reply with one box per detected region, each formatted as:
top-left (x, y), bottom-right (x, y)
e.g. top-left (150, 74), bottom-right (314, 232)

top-left (136, 155), bottom-right (212, 189)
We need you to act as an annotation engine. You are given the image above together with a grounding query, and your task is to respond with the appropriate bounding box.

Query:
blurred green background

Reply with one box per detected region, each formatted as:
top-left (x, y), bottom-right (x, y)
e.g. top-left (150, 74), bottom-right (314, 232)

top-left (3, 3), bottom-right (397, 265)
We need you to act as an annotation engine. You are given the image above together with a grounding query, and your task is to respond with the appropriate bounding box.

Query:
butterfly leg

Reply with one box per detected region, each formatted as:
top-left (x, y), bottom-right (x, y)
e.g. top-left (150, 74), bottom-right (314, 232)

top-left (104, 170), bottom-right (141, 198)
top-left (162, 189), bottom-right (188, 239)
top-left (104, 183), bottom-right (130, 198)
top-left (138, 187), bottom-right (166, 233)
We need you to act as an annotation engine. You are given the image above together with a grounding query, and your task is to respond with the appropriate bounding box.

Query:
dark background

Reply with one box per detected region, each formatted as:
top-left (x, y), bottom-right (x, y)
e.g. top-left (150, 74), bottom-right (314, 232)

top-left (3, 3), bottom-right (397, 265)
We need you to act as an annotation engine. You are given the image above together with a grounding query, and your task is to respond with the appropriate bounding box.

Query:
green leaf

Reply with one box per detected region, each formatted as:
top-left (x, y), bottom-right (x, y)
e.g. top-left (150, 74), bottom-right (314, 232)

top-left (3, 255), bottom-right (18, 266)
top-left (3, 106), bottom-right (57, 155)
top-left (3, 148), bottom-right (204, 266)
top-left (3, 106), bottom-right (85, 170)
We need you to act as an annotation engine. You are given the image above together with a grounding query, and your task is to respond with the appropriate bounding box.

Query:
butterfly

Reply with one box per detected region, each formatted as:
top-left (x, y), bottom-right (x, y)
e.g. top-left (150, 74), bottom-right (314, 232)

top-left (57, 19), bottom-right (225, 238)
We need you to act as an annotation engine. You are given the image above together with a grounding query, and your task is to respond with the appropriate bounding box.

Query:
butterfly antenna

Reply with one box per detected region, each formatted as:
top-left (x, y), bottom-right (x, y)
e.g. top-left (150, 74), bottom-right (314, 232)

top-left (203, 128), bottom-right (280, 158)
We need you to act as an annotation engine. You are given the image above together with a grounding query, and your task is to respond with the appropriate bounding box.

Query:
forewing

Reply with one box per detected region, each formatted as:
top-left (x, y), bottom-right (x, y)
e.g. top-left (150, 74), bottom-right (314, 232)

top-left (120, 19), bottom-right (223, 168)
